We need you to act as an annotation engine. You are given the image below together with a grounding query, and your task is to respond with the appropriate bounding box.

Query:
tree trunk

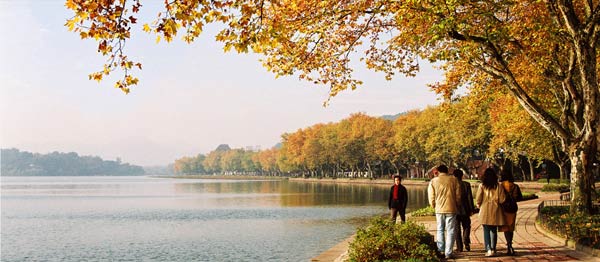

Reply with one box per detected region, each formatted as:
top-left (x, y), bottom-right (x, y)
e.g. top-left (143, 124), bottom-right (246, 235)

top-left (528, 158), bottom-right (536, 182)
top-left (568, 142), bottom-right (597, 215)
top-left (390, 161), bottom-right (399, 177)
top-left (365, 162), bottom-right (373, 179)
top-left (558, 163), bottom-right (565, 182)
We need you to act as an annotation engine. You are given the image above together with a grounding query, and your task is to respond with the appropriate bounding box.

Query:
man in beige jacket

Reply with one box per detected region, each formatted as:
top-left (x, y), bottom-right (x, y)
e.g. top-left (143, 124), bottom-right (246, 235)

top-left (428, 164), bottom-right (462, 259)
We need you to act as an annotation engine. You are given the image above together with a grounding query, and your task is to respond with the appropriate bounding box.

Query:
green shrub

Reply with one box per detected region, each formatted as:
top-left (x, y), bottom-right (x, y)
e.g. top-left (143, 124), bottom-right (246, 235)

top-left (537, 178), bottom-right (569, 184)
top-left (348, 217), bottom-right (441, 262)
top-left (553, 179), bottom-right (570, 184)
top-left (521, 192), bottom-right (538, 201)
top-left (539, 206), bottom-right (600, 249)
top-left (410, 206), bottom-right (435, 217)
top-left (409, 178), bottom-right (431, 182)
top-left (542, 183), bottom-right (570, 192)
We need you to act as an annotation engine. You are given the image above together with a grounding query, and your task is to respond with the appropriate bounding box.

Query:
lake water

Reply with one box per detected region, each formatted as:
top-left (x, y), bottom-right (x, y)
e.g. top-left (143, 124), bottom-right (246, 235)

top-left (1, 176), bottom-right (429, 261)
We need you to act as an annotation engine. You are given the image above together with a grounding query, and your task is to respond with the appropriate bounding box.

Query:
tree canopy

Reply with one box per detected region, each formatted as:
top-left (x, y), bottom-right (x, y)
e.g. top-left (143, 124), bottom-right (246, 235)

top-left (66, 0), bottom-right (599, 214)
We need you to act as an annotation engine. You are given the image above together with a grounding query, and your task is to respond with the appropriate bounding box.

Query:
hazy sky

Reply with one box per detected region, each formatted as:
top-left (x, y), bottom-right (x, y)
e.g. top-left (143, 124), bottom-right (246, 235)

top-left (0, 1), bottom-right (444, 166)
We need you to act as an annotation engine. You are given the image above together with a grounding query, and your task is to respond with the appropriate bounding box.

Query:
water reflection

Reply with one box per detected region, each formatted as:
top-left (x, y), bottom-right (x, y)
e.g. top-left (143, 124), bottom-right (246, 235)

top-left (1, 177), bottom-right (431, 262)
top-left (172, 180), bottom-right (430, 211)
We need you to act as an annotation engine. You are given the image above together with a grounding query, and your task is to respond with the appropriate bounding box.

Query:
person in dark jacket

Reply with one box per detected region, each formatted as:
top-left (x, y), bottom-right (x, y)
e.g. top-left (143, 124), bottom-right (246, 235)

top-left (453, 169), bottom-right (475, 252)
top-left (499, 169), bottom-right (523, 256)
top-left (388, 175), bottom-right (408, 223)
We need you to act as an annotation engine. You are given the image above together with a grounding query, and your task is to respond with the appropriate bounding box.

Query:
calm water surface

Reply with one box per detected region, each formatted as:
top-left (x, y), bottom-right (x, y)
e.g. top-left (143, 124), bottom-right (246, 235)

top-left (1, 176), bottom-right (429, 261)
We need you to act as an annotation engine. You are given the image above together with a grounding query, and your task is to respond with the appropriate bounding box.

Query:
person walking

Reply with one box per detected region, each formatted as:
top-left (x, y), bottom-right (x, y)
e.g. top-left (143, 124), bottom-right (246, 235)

top-left (499, 170), bottom-right (523, 255)
top-left (453, 169), bottom-right (475, 252)
top-left (428, 164), bottom-right (461, 259)
top-left (388, 175), bottom-right (408, 223)
top-left (476, 167), bottom-right (507, 257)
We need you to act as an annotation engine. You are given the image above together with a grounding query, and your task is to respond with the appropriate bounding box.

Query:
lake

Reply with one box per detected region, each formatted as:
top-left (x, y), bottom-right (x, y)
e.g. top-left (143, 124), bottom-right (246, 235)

top-left (1, 176), bottom-right (429, 261)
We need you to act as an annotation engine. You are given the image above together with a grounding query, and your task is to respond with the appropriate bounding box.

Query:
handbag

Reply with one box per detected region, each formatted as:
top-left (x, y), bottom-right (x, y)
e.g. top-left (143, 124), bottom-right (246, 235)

top-left (501, 186), bottom-right (518, 213)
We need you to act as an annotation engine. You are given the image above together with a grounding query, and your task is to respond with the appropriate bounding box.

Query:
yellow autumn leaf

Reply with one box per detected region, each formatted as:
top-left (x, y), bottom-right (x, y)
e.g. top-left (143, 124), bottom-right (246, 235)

top-left (65, 19), bottom-right (76, 31)
top-left (65, 0), bottom-right (77, 10)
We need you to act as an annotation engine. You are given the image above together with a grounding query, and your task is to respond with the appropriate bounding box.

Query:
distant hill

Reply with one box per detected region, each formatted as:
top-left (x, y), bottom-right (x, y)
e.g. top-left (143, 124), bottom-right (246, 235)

top-left (1, 148), bottom-right (145, 176)
top-left (380, 112), bottom-right (407, 121)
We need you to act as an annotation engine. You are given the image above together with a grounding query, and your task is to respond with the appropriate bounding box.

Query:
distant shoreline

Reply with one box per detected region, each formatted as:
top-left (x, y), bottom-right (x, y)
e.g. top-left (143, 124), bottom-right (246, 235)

top-left (0, 174), bottom-right (147, 177)
top-left (291, 177), bottom-right (546, 190)
top-left (162, 175), bottom-right (548, 190)
top-left (152, 175), bottom-right (288, 180)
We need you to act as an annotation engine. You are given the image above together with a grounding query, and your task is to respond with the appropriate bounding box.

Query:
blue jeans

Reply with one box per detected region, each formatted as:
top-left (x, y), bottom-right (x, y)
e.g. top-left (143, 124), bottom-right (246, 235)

top-left (435, 213), bottom-right (456, 256)
top-left (482, 225), bottom-right (498, 252)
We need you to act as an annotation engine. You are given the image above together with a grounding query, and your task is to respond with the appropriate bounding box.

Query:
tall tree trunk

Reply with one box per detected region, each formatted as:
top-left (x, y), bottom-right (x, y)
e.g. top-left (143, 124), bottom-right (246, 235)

top-left (366, 162), bottom-right (373, 179)
top-left (568, 139), bottom-right (597, 214)
top-left (558, 162), bottom-right (567, 182)
top-left (390, 160), bottom-right (399, 177)
top-left (528, 158), bottom-right (536, 182)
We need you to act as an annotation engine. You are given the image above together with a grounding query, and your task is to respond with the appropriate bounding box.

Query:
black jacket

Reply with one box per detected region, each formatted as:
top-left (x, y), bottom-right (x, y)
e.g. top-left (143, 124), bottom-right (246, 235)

top-left (388, 184), bottom-right (408, 210)
top-left (458, 181), bottom-right (476, 216)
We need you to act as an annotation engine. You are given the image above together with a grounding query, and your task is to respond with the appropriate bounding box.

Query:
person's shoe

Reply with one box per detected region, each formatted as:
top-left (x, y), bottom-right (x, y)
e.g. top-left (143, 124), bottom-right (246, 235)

top-left (485, 250), bottom-right (494, 257)
top-left (465, 244), bottom-right (470, 251)
top-left (445, 253), bottom-right (455, 259)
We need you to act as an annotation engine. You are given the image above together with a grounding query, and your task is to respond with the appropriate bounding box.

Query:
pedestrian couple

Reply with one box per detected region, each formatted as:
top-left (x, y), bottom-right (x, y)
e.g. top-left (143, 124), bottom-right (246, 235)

top-left (477, 167), bottom-right (523, 257)
top-left (427, 165), bottom-right (472, 259)
top-left (428, 165), bottom-right (521, 259)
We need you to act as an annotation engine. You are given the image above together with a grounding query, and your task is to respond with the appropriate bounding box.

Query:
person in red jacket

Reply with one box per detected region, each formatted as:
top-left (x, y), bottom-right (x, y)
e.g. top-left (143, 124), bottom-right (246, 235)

top-left (388, 175), bottom-right (408, 223)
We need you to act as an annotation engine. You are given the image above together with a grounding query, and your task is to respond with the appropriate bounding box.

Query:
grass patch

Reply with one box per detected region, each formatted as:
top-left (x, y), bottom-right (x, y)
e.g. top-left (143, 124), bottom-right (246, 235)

top-left (410, 206), bottom-right (435, 217)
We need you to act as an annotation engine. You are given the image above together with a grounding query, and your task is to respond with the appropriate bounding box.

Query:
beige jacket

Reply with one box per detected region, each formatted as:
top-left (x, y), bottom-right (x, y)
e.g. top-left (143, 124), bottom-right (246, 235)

top-left (427, 173), bottom-right (462, 214)
top-left (476, 183), bottom-right (507, 226)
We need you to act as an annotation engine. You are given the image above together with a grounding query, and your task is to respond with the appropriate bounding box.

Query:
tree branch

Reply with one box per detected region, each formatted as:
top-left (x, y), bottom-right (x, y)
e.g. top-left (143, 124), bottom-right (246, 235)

top-left (555, 1), bottom-right (581, 38)
top-left (586, 2), bottom-right (600, 44)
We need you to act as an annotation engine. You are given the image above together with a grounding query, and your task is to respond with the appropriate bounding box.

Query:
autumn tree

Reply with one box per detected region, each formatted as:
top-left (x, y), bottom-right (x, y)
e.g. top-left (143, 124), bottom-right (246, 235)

top-left (393, 110), bottom-right (427, 177)
top-left (67, 0), bottom-right (599, 214)
top-left (489, 93), bottom-right (557, 180)
top-left (174, 155), bottom-right (205, 174)
top-left (278, 129), bottom-right (307, 175)
top-left (256, 147), bottom-right (280, 176)
top-left (319, 123), bottom-right (343, 177)
top-left (365, 116), bottom-right (395, 178)
top-left (444, 96), bottom-right (492, 170)
top-left (203, 149), bottom-right (224, 174)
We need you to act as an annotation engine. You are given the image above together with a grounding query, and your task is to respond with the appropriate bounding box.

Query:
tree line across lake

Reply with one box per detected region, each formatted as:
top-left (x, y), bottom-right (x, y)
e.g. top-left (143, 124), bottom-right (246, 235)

top-left (1, 148), bottom-right (145, 176)
top-left (174, 94), bottom-right (579, 180)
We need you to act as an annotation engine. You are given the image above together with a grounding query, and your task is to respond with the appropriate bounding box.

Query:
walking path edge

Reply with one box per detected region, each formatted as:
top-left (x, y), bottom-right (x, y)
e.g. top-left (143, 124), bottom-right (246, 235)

top-left (311, 192), bottom-right (600, 262)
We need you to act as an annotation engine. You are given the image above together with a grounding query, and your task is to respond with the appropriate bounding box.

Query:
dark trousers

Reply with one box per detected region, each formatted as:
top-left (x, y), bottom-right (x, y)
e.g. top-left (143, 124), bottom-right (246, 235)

top-left (390, 208), bottom-right (406, 223)
top-left (455, 214), bottom-right (471, 250)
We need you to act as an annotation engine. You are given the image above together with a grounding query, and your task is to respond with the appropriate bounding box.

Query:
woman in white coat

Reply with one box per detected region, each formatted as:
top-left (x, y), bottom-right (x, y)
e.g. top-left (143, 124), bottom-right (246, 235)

top-left (476, 168), bottom-right (506, 257)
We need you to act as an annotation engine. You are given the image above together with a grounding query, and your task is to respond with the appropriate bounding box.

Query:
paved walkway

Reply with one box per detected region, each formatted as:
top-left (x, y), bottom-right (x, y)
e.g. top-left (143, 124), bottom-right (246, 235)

top-left (422, 192), bottom-right (600, 261)
top-left (312, 192), bottom-right (600, 261)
